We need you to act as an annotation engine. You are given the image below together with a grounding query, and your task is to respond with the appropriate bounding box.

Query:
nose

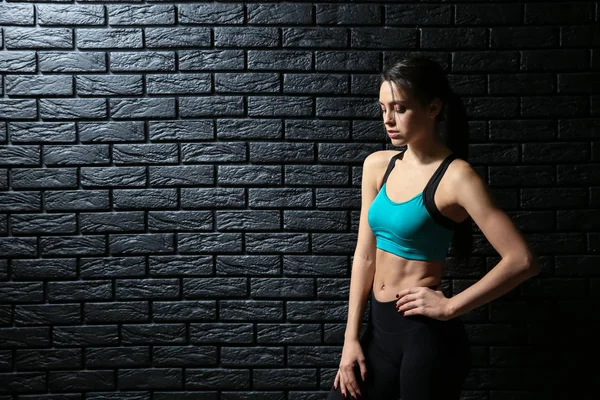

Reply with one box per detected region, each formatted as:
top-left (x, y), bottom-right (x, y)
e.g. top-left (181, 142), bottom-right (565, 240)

top-left (383, 109), bottom-right (395, 126)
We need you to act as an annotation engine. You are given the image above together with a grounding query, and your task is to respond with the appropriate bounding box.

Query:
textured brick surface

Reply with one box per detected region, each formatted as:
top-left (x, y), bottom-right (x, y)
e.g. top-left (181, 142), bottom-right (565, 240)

top-left (0, 1), bottom-right (598, 399)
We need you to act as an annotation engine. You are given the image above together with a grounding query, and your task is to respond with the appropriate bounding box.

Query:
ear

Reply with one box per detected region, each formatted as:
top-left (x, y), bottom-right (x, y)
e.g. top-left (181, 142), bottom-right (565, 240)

top-left (428, 98), bottom-right (443, 120)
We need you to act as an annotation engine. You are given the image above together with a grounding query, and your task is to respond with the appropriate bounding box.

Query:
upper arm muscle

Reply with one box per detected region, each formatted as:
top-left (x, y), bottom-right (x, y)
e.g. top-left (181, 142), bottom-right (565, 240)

top-left (353, 152), bottom-right (382, 265)
top-left (454, 163), bottom-right (535, 265)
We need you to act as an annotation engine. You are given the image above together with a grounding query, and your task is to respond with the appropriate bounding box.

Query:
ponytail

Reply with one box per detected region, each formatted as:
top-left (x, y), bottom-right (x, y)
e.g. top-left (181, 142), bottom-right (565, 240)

top-left (440, 90), bottom-right (472, 266)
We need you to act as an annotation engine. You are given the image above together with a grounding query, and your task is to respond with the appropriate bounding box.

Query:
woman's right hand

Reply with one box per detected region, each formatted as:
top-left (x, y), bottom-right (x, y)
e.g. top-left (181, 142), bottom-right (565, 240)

top-left (334, 338), bottom-right (367, 399)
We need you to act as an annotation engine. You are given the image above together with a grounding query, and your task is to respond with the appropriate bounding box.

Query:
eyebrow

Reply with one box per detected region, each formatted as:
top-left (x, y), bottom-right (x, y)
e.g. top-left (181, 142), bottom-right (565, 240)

top-left (379, 100), bottom-right (407, 105)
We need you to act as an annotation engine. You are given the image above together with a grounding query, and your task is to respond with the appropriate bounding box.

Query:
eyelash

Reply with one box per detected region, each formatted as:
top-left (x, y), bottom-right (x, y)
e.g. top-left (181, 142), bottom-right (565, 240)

top-left (381, 108), bottom-right (405, 113)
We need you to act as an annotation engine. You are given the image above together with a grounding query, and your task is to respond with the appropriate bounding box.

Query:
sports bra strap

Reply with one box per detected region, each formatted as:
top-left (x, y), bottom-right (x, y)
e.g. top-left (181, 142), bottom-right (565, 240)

top-left (380, 151), bottom-right (405, 188)
top-left (425, 152), bottom-right (458, 194)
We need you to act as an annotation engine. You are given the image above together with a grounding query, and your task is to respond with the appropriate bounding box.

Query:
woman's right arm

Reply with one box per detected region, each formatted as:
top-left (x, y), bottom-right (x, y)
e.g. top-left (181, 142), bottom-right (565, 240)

top-left (334, 152), bottom-right (381, 398)
top-left (345, 152), bottom-right (380, 339)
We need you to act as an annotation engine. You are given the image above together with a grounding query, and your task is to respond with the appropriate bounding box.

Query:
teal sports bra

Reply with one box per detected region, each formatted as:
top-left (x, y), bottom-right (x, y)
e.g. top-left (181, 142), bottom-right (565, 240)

top-left (367, 150), bottom-right (461, 261)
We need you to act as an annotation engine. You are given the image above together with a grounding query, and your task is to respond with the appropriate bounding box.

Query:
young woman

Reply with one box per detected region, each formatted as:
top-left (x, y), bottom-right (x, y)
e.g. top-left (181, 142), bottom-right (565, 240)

top-left (327, 56), bottom-right (540, 400)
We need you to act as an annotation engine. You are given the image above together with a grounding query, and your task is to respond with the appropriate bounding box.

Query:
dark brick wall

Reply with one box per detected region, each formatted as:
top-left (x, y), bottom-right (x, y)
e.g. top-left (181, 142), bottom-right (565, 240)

top-left (0, 1), bottom-right (599, 399)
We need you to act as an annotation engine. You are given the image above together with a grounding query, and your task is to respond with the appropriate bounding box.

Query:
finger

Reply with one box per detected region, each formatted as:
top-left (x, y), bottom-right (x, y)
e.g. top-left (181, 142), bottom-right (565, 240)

top-left (334, 370), bottom-right (340, 389)
top-left (395, 287), bottom-right (411, 298)
top-left (396, 296), bottom-right (419, 312)
top-left (395, 293), bottom-right (418, 308)
top-left (398, 299), bottom-right (421, 313)
top-left (339, 372), bottom-right (345, 396)
top-left (358, 358), bottom-right (368, 382)
top-left (342, 369), bottom-right (358, 398)
top-left (348, 376), bottom-right (361, 398)
top-left (345, 369), bottom-right (361, 398)
top-left (340, 369), bottom-right (350, 397)
top-left (403, 306), bottom-right (423, 316)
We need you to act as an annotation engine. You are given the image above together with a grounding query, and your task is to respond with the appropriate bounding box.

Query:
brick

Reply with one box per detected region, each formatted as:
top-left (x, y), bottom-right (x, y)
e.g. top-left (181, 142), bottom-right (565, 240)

top-left (0, 99), bottom-right (37, 119)
top-left (77, 75), bottom-right (143, 96)
top-left (146, 28), bottom-right (210, 48)
top-left (108, 5), bottom-right (175, 25)
top-left (455, 4), bottom-right (522, 25)
top-left (179, 3), bottom-right (244, 25)
top-left (385, 5), bottom-right (451, 25)
top-left (39, 51), bottom-right (106, 72)
top-left (248, 50), bottom-right (312, 71)
top-left (150, 120), bottom-right (214, 141)
top-left (421, 28), bottom-right (487, 49)
top-left (44, 144), bottom-right (109, 165)
top-left (5, 28), bottom-right (72, 49)
top-left (283, 28), bottom-right (347, 48)
top-left (48, 370), bottom-right (115, 392)
top-left (186, 369), bottom-right (249, 390)
top-left (109, 233), bottom-right (174, 254)
top-left (121, 324), bottom-right (186, 345)
top-left (14, 304), bottom-right (81, 326)
top-left (147, 73), bottom-right (210, 95)
top-left (0, 51), bottom-right (36, 72)
top-left (44, 191), bottom-right (109, 211)
top-left (216, 72), bottom-right (279, 93)
top-left (0, 4), bottom-right (34, 25)
top-left (179, 50), bottom-right (244, 71)
top-left (9, 122), bottom-right (76, 143)
top-left (86, 346), bottom-right (150, 368)
top-left (250, 4), bottom-right (312, 25)
top-left (78, 121), bottom-right (144, 143)
top-left (491, 27), bottom-right (558, 48)
top-left (180, 96), bottom-right (244, 117)
top-left (110, 98), bottom-right (176, 119)
top-left (153, 346), bottom-right (217, 367)
top-left (15, 348), bottom-right (81, 370)
top-left (39, 98), bottom-right (107, 119)
top-left (6, 75), bottom-right (73, 96)
top-left (38, 5), bottom-right (105, 26)
top-left (525, 2), bottom-right (593, 24)
top-left (351, 27), bottom-right (417, 49)
top-left (80, 256), bottom-right (146, 278)
top-left (11, 169), bottom-right (77, 190)
top-left (110, 51), bottom-right (175, 72)
top-left (11, 257), bottom-right (77, 277)
top-left (84, 301), bottom-right (149, 323)
top-left (47, 280), bottom-right (112, 302)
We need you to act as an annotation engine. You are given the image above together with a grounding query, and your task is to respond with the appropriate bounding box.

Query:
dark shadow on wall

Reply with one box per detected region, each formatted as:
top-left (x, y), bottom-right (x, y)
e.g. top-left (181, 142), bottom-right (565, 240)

top-left (525, 294), bottom-right (600, 400)
top-left (457, 265), bottom-right (600, 400)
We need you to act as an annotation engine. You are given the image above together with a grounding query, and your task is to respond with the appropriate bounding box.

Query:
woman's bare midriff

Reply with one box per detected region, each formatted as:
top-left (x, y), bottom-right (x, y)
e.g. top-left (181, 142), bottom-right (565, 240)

top-left (372, 249), bottom-right (444, 302)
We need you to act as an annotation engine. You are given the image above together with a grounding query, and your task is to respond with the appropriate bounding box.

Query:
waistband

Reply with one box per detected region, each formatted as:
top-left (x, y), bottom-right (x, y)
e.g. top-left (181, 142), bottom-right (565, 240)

top-left (369, 289), bottom-right (444, 334)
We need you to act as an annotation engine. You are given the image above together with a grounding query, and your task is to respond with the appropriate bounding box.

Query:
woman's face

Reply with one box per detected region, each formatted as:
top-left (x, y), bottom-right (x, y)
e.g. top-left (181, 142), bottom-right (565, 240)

top-left (378, 80), bottom-right (439, 144)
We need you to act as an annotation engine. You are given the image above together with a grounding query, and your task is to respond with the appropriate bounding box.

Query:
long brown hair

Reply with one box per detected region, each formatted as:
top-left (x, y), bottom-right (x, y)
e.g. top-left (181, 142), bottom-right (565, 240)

top-left (379, 56), bottom-right (472, 265)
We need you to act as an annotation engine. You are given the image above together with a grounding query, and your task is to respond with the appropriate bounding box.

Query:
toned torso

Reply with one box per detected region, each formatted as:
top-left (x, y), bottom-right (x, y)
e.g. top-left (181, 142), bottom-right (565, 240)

top-left (372, 150), bottom-right (469, 302)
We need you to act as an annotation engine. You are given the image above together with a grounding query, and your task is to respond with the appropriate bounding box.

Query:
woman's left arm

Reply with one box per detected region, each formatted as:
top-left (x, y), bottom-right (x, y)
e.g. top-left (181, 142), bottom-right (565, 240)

top-left (444, 161), bottom-right (541, 319)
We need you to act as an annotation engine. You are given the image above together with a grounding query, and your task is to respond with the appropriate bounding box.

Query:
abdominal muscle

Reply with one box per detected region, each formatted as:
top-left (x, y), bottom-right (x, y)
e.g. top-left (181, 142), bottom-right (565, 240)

top-left (371, 249), bottom-right (444, 302)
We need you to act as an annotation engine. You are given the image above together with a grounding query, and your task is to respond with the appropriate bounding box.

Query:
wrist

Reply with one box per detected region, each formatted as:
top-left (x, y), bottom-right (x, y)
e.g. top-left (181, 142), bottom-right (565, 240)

top-left (445, 297), bottom-right (459, 319)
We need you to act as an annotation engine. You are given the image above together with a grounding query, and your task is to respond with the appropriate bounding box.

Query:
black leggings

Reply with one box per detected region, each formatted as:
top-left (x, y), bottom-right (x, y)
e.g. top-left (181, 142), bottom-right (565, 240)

top-left (328, 290), bottom-right (471, 400)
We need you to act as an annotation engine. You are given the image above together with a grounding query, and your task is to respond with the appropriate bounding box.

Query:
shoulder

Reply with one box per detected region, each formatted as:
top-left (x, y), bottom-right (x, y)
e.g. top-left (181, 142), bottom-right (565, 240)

top-left (363, 149), bottom-right (403, 171)
top-left (363, 149), bottom-right (403, 187)
top-left (445, 157), bottom-right (493, 208)
top-left (446, 156), bottom-right (478, 188)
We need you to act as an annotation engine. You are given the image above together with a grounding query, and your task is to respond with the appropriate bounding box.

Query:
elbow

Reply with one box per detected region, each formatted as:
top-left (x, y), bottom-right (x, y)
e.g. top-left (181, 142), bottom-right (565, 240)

top-left (520, 251), bottom-right (541, 277)
top-left (353, 252), bottom-right (376, 269)
top-left (505, 250), bottom-right (540, 277)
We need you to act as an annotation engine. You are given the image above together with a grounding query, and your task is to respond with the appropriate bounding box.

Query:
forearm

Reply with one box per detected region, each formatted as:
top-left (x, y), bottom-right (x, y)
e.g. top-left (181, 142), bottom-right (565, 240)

top-left (448, 255), bottom-right (540, 319)
top-left (344, 258), bottom-right (376, 341)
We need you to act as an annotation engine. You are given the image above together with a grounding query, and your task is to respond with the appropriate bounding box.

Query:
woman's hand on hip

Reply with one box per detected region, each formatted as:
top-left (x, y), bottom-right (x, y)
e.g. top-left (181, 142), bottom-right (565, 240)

top-left (395, 286), bottom-right (454, 321)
